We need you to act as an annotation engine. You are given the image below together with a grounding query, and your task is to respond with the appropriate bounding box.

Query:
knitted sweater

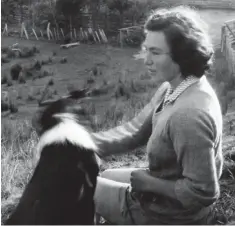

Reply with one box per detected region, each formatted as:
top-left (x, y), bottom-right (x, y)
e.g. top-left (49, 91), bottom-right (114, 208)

top-left (91, 76), bottom-right (223, 224)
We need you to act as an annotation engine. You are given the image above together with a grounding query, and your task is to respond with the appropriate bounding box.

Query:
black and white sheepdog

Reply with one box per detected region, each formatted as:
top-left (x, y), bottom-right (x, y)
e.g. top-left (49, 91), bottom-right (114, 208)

top-left (6, 99), bottom-right (100, 225)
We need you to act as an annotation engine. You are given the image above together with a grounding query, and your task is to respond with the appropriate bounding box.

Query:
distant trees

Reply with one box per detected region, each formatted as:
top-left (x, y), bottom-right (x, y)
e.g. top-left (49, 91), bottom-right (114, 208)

top-left (56, 0), bottom-right (86, 28)
top-left (55, 0), bottom-right (86, 31)
top-left (106, 0), bottom-right (132, 27)
top-left (1, 0), bottom-right (21, 24)
top-left (56, 0), bottom-right (85, 19)
top-left (1, 0), bottom-right (156, 36)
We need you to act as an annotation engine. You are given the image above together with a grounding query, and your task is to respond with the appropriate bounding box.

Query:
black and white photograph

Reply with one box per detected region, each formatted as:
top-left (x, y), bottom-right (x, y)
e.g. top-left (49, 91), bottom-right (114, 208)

top-left (1, 0), bottom-right (235, 225)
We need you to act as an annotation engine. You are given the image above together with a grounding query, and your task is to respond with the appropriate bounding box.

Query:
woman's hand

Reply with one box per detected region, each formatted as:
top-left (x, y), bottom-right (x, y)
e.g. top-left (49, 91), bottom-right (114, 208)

top-left (130, 169), bottom-right (151, 192)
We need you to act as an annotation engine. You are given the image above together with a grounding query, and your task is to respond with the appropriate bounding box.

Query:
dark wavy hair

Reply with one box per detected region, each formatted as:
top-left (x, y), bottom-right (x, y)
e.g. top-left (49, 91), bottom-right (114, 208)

top-left (144, 6), bottom-right (214, 78)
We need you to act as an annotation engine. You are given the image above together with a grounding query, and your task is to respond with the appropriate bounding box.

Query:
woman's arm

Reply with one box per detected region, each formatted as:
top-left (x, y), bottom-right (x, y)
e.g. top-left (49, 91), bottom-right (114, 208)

top-left (132, 107), bottom-right (221, 207)
top-left (168, 108), bottom-right (221, 208)
top-left (91, 82), bottom-right (170, 157)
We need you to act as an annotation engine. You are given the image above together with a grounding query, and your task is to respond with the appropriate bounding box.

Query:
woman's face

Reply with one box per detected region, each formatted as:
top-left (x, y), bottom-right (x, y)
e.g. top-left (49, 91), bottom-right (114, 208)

top-left (142, 31), bottom-right (181, 83)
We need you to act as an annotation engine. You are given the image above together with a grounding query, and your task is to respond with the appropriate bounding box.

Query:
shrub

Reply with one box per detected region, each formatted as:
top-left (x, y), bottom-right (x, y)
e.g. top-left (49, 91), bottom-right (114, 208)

top-left (7, 77), bottom-right (13, 87)
top-left (32, 46), bottom-right (40, 54)
top-left (18, 72), bottom-right (26, 84)
top-left (19, 47), bottom-right (38, 58)
top-left (33, 60), bottom-right (42, 70)
top-left (48, 78), bottom-right (54, 86)
top-left (6, 49), bottom-right (17, 58)
top-left (41, 57), bottom-right (52, 65)
top-left (123, 28), bottom-right (145, 47)
top-left (1, 46), bottom-right (9, 53)
top-left (38, 69), bottom-right (53, 79)
top-left (1, 74), bottom-right (8, 84)
top-left (9, 100), bottom-right (18, 113)
top-left (60, 57), bottom-right (67, 64)
top-left (2, 54), bottom-right (10, 63)
top-left (10, 64), bottom-right (22, 80)
top-left (1, 99), bottom-right (9, 111)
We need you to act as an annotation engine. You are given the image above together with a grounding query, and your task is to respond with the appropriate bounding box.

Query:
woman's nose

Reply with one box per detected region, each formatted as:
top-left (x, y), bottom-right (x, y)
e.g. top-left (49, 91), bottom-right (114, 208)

top-left (144, 52), bottom-right (153, 66)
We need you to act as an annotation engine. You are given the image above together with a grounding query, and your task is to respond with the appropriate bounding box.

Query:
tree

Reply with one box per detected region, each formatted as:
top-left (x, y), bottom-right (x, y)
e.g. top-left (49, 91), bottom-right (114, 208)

top-left (88, 0), bottom-right (101, 30)
top-left (126, 1), bottom-right (147, 25)
top-left (106, 0), bottom-right (132, 28)
top-left (56, 0), bottom-right (86, 32)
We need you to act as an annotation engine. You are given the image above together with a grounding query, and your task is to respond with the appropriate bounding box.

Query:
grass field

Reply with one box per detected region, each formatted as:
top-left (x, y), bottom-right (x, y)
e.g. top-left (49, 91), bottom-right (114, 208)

top-left (1, 8), bottom-right (235, 224)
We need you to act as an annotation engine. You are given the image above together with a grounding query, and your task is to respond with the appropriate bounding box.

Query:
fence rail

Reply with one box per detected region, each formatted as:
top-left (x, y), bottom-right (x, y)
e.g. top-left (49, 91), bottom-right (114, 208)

top-left (221, 19), bottom-right (235, 77)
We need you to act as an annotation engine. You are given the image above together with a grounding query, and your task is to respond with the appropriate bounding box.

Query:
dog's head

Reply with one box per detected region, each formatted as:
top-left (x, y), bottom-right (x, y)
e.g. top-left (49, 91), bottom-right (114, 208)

top-left (34, 99), bottom-right (91, 136)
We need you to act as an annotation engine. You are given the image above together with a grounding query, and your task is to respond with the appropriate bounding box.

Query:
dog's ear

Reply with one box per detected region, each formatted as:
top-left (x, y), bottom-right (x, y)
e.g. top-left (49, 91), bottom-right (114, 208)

top-left (32, 99), bottom-right (72, 135)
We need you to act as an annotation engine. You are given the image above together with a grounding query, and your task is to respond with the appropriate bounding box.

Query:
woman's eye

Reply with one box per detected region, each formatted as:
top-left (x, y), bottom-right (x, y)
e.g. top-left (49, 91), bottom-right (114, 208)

top-left (152, 52), bottom-right (160, 55)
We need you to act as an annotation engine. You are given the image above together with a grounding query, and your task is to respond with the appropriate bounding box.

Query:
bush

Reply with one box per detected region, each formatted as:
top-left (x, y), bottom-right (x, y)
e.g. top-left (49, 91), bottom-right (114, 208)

top-left (18, 72), bottom-right (26, 84)
top-left (60, 57), bottom-right (67, 64)
top-left (10, 64), bottom-right (22, 80)
top-left (19, 46), bottom-right (38, 58)
top-left (6, 49), bottom-right (17, 58)
top-left (7, 77), bottom-right (13, 87)
top-left (38, 69), bottom-right (53, 79)
top-left (1, 74), bottom-right (8, 84)
top-left (123, 28), bottom-right (145, 47)
top-left (33, 60), bottom-right (42, 70)
top-left (3, 97), bottom-right (19, 113)
top-left (1, 54), bottom-right (10, 63)
top-left (1, 99), bottom-right (9, 111)
top-left (48, 78), bottom-right (54, 86)
top-left (41, 57), bottom-right (53, 65)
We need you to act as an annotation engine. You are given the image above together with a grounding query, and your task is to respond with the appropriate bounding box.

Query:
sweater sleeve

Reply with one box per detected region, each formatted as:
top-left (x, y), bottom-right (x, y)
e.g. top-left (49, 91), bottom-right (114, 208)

top-left (169, 108), bottom-right (220, 209)
top-left (91, 82), bottom-right (170, 157)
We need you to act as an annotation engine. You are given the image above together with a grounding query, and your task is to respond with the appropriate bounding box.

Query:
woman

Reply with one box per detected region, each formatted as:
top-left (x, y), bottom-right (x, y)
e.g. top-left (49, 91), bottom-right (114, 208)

top-left (91, 6), bottom-right (223, 225)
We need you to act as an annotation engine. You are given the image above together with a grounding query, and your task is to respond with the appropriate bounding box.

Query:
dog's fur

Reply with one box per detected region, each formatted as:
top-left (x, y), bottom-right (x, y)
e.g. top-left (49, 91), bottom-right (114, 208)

top-left (6, 99), bottom-right (100, 225)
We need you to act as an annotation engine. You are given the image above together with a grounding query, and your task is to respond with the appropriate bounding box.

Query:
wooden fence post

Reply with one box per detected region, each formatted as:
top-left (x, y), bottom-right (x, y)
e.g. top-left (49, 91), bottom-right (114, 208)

top-left (21, 23), bottom-right (29, 40)
top-left (32, 28), bottom-right (39, 40)
top-left (74, 28), bottom-right (77, 40)
top-left (47, 23), bottom-right (54, 40)
top-left (53, 28), bottom-right (58, 40)
top-left (40, 30), bottom-right (44, 38)
top-left (95, 31), bottom-right (101, 43)
top-left (2, 23), bottom-right (8, 35)
top-left (60, 28), bottom-right (65, 39)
